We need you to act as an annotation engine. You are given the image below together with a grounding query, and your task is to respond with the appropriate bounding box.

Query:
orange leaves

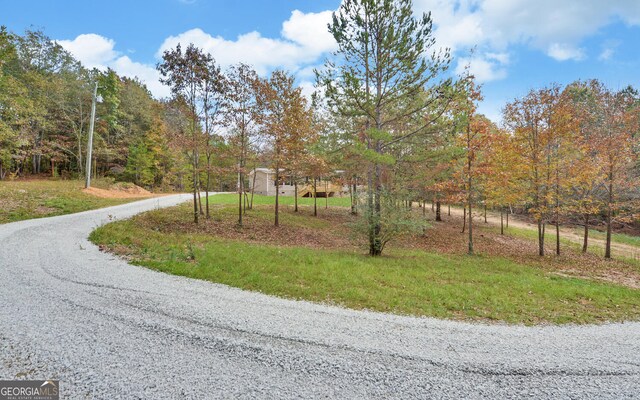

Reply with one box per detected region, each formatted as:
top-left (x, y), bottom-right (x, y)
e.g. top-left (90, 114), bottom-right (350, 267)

top-left (254, 70), bottom-right (315, 168)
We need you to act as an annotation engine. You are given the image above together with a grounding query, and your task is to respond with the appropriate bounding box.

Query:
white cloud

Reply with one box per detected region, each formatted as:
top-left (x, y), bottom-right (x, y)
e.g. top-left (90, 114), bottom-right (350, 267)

top-left (56, 34), bottom-right (118, 69)
top-left (281, 10), bottom-right (337, 54)
top-left (485, 52), bottom-right (509, 64)
top-left (456, 56), bottom-right (507, 83)
top-left (57, 7), bottom-right (335, 99)
top-left (599, 48), bottom-right (614, 61)
top-left (58, 0), bottom-right (640, 100)
top-left (414, 0), bottom-right (483, 53)
top-left (58, 34), bottom-right (170, 98)
top-left (546, 43), bottom-right (585, 61)
top-left (414, 0), bottom-right (640, 64)
top-left (111, 56), bottom-right (170, 98)
top-left (298, 80), bottom-right (317, 100)
top-left (157, 10), bottom-right (335, 76)
top-left (157, 29), bottom-right (303, 75)
top-left (598, 40), bottom-right (621, 61)
top-left (296, 65), bottom-right (321, 80)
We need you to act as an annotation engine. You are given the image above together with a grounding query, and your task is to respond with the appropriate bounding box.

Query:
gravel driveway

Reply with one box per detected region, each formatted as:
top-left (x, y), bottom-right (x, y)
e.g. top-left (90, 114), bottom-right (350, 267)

top-left (1, 194), bottom-right (639, 399)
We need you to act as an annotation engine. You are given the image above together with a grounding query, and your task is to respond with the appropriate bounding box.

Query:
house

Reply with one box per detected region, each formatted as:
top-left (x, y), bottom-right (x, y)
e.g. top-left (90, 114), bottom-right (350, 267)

top-left (248, 168), bottom-right (346, 197)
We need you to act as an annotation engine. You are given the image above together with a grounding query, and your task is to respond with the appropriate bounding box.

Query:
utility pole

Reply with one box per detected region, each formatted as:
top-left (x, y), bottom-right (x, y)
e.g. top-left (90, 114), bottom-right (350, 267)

top-left (85, 81), bottom-right (98, 188)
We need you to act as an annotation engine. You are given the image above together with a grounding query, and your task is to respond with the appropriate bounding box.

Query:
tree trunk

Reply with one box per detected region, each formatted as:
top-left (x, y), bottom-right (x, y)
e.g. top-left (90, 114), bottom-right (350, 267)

top-left (605, 209), bottom-right (612, 259)
top-left (250, 168), bottom-right (257, 209)
top-left (435, 201), bottom-right (441, 222)
top-left (325, 180), bottom-right (328, 209)
top-left (461, 206), bottom-right (466, 233)
top-left (537, 219), bottom-right (544, 256)
top-left (206, 159), bottom-right (211, 220)
top-left (555, 221), bottom-right (560, 256)
top-left (197, 181), bottom-right (204, 215)
top-left (294, 180), bottom-right (298, 212)
top-left (371, 158), bottom-right (382, 256)
top-left (484, 204), bottom-right (487, 223)
top-left (468, 145), bottom-right (473, 255)
top-left (367, 165), bottom-right (375, 254)
top-left (555, 167), bottom-right (560, 255)
top-left (500, 207), bottom-right (504, 235)
top-left (313, 177), bottom-right (317, 217)
top-left (582, 214), bottom-right (589, 253)
top-left (77, 136), bottom-right (83, 175)
top-left (238, 169), bottom-right (243, 226)
top-left (349, 181), bottom-right (355, 214)
top-left (192, 158), bottom-right (198, 224)
top-left (275, 169), bottom-right (280, 226)
top-left (353, 181), bottom-right (358, 215)
top-left (605, 174), bottom-right (613, 259)
top-left (468, 200), bottom-right (473, 255)
top-left (448, 204), bottom-right (451, 216)
top-left (555, 218), bottom-right (560, 256)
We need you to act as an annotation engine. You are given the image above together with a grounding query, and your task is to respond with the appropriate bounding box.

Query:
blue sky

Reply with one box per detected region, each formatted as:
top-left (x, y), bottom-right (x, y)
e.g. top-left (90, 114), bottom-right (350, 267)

top-left (3, 0), bottom-right (639, 123)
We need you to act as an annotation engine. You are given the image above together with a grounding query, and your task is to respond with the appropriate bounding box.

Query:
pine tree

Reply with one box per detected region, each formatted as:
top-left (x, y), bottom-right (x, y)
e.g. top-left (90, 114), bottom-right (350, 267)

top-left (318, 0), bottom-right (454, 255)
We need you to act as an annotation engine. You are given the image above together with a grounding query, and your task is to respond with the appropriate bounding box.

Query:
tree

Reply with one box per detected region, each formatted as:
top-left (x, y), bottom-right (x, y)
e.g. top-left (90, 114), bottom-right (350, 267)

top-left (318, 0), bottom-right (453, 255)
top-left (255, 70), bottom-right (314, 226)
top-left (223, 63), bottom-right (259, 226)
top-left (124, 141), bottom-right (154, 186)
top-left (593, 85), bottom-right (639, 258)
top-left (158, 44), bottom-right (212, 223)
top-left (483, 128), bottom-right (522, 235)
top-left (504, 87), bottom-right (557, 256)
top-left (0, 27), bottom-right (25, 179)
top-left (302, 155), bottom-right (330, 217)
top-left (14, 29), bottom-right (81, 176)
top-left (200, 58), bottom-right (225, 219)
top-left (0, 27), bottom-right (188, 186)
top-left (452, 76), bottom-right (487, 255)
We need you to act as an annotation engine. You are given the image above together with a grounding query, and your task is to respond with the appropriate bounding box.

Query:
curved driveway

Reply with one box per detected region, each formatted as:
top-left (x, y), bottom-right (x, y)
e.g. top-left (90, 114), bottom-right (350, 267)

top-left (0, 195), bottom-right (639, 398)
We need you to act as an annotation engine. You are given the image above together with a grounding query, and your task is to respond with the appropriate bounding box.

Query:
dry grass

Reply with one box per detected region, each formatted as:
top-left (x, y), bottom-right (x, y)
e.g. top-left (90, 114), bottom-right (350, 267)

top-left (0, 179), bottom-right (143, 223)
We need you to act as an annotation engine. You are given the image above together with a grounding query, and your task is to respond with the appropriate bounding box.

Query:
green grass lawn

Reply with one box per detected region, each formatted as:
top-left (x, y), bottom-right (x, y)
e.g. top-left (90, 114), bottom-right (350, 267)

top-left (574, 228), bottom-right (640, 248)
top-left (496, 224), bottom-right (640, 260)
top-left (90, 199), bottom-right (640, 325)
top-left (490, 225), bottom-right (589, 253)
top-left (215, 193), bottom-right (352, 208)
top-left (0, 179), bottom-right (140, 224)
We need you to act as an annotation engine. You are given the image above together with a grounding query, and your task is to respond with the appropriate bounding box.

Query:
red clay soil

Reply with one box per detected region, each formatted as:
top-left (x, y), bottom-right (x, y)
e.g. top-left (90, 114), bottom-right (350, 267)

top-left (83, 184), bottom-right (154, 199)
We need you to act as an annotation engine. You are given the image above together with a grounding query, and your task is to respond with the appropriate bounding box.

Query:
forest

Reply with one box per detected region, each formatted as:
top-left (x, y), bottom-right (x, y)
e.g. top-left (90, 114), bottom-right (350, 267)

top-left (1, 0), bottom-right (639, 261)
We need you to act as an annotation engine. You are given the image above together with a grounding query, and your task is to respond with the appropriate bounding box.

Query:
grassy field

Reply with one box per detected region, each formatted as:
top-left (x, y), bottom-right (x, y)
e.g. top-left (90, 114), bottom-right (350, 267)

top-left (0, 179), bottom-right (140, 224)
top-left (216, 193), bottom-right (352, 208)
top-left (90, 195), bottom-right (640, 325)
top-left (490, 225), bottom-right (591, 253)
top-left (574, 228), bottom-right (640, 248)
top-left (495, 224), bottom-right (640, 260)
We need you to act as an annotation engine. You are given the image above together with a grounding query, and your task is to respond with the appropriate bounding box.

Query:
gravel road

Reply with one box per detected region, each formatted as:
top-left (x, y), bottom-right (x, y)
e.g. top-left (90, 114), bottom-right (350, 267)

top-left (1, 194), bottom-right (639, 399)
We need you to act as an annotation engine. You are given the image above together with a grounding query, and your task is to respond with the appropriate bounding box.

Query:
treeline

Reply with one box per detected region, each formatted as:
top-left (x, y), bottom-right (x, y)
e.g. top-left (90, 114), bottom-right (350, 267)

top-left (0, 27), bottom-right (237, 190)
top-left (2, 0), bottom-right (639, 261)
top-left (408, 79), bottom-right (640, 259)
top-left (156, 43), bottom-right (322, 225)
top-left (312, 0), bottom-right (640, 259)
top-left (0, 27), bottom-right (323, 226)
